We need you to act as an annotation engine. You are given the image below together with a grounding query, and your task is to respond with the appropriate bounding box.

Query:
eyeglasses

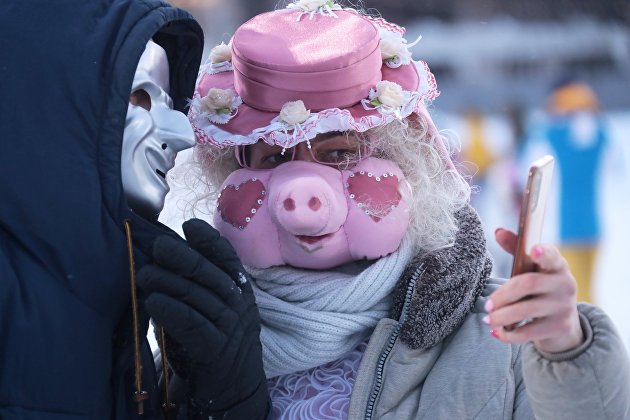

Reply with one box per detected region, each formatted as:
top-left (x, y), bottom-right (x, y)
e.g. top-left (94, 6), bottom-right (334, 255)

top-left (236, 131), bottom-right (371, 170)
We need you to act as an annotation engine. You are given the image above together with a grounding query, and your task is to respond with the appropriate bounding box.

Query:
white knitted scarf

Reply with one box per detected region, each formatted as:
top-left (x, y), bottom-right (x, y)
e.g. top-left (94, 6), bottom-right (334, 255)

top-left (248, 236), bottom-right (414, 378)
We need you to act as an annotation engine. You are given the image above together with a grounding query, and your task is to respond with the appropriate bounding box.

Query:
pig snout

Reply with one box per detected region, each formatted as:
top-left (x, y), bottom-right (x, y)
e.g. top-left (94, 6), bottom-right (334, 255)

top-left (269, 174), bottom-right (347, 236)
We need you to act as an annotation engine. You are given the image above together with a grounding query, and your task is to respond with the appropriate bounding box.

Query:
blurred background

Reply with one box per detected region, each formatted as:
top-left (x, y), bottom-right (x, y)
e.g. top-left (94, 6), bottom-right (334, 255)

top-left (162, 0), bottom-right (630, 349)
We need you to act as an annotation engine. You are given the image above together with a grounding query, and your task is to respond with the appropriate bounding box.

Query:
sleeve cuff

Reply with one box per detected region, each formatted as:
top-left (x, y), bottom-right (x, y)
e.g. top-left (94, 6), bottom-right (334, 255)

top-left (534, 308), bottom-right (593, 362)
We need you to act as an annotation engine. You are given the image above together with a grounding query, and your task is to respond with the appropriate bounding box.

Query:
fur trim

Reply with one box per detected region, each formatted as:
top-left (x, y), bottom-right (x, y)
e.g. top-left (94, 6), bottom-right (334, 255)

top-left (392, 204), bottom-right (493, 350)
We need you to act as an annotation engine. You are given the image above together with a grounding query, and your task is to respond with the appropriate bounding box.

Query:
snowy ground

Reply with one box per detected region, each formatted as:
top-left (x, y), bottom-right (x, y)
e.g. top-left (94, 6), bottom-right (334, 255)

top-left (157, 109), bottom-right (630, 352)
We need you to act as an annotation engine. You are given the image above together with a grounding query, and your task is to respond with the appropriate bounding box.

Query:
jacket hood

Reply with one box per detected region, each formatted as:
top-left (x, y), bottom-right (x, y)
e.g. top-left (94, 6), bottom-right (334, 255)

top-left (0, 0), bottom-right (202, 318)
top-left (0, 0), bottom-right (202, 416)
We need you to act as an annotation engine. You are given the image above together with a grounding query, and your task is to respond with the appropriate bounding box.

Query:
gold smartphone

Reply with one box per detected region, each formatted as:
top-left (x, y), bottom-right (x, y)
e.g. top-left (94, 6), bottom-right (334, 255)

top-left (511, 155), bottom-right (555, 277)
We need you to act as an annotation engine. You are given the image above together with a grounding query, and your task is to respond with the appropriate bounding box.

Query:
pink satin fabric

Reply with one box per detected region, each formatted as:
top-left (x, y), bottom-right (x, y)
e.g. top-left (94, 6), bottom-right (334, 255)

top-left (231, 10), bottom-right (383, 112)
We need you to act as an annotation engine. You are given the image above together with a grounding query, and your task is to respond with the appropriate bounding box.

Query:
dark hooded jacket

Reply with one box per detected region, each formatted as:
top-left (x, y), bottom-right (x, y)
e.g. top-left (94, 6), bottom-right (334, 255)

top-left (0, 0), bottom-right (202, 417)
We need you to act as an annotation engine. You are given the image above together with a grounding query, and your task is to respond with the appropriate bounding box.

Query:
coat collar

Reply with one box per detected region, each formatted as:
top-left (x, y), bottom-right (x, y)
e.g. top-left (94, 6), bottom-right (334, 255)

top-left (392, 204), bottom-right (493, 350)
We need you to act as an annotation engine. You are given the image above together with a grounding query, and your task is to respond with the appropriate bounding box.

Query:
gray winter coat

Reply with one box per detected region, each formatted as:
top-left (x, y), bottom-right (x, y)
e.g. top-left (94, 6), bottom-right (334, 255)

top-left (347, 207), bottom-right (630, 419)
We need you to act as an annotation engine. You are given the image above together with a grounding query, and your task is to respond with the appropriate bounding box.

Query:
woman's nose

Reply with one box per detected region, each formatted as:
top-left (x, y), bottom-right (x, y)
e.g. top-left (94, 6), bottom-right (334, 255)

top-left (292, 142), bottom-right (316, 163)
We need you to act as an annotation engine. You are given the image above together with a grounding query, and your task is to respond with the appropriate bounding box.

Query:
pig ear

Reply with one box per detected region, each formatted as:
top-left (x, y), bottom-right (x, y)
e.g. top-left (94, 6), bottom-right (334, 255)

top-left (348, 171), bottom-right (402, 222)
top-left (217, 178), bottom-right (266, 230)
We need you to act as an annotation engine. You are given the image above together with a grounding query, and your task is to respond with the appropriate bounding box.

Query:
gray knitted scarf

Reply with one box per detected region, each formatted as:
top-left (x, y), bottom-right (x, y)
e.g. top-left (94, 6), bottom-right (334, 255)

top-left (248, 235), bottom-right (414, 378)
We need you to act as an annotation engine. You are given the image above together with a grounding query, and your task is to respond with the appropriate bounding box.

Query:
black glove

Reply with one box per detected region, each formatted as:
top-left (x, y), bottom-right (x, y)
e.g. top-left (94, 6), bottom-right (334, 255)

top-left (136, 219), bottom-right (269, 419)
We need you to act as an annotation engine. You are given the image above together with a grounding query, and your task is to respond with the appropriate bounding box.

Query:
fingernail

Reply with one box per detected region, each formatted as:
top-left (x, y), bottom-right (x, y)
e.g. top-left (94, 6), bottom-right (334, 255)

top-left (482, 315), bottom-right (490, 325)
top-left (484, 299), bottom-right (494, 313)
top-left (532, 245), bottom-right (543, 259)
top-left (490, 329), bottom-right (500, 339)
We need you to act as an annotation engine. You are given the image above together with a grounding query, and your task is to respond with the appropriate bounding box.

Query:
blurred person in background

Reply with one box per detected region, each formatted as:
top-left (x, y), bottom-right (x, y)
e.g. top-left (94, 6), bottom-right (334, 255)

top-left (543, 78), bottom-right (608, 303)
top-left (139, 2), bottom-right (630, 419)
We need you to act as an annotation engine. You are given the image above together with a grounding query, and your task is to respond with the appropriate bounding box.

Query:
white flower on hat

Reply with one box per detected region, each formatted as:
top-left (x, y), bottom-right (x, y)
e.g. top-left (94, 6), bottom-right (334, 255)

top-left (374, 81), bottom-right (405, 108)
top-left (202, 42), bottom-right (234, 75)
top-left (377, 30), bottom-right (423, 68)
top-left (287, 0), bottom-right (341, 20)
top-left (201, 88), bottom-right (234, 113)
top-left (290, 0), bottom-right (329, 11)
top-left (361, 80), bottom-right (415, 119)
top-left (380, 36), bottom-right (413, 68)
top-left (198, 88), bottom-right (242, 124)
top-left (279, 100), bottom-right (311, 125)
top-left (256, 100), bottom-right (314, 144)
top-left (210, 42), bottom-right (232, 64)
top-left (380, 37), bottom-right (404, 61)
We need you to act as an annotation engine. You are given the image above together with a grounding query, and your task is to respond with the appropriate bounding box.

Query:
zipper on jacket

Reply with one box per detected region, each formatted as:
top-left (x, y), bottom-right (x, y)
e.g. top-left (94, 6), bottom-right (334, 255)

top-left (364, 263), bottom-right (425, 420)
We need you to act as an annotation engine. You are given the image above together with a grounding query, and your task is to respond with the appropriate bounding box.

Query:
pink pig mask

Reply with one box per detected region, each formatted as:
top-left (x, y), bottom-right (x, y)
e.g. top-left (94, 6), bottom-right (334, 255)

top-left (214, 157), bottom-right (412, 269)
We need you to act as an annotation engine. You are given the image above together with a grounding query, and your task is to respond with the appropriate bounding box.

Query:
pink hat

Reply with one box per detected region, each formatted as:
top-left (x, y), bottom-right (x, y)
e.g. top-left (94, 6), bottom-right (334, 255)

top-left (189, 2), bottom-right (440, 149)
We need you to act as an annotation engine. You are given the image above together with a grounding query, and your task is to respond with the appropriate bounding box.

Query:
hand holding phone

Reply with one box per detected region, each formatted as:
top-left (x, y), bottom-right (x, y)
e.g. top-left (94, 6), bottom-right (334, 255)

top-left (489, 156), bottom-right (582, 349)
top-left (505, 155), bottom-right (554, 330)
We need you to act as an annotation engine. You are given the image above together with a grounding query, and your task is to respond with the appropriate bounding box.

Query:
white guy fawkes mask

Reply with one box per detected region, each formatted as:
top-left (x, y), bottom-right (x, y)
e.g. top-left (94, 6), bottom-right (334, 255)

top-left (121, 40), bottom-right (195, 220)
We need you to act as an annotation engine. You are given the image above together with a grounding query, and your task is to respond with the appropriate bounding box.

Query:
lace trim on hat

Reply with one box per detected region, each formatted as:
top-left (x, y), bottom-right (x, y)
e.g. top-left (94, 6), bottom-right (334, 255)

top-left (191, 60), bottom-right (438, 149)
top-left (199, 60), bottom-right (233, 75)
top-left (364, 15), bottom-right (406, 36)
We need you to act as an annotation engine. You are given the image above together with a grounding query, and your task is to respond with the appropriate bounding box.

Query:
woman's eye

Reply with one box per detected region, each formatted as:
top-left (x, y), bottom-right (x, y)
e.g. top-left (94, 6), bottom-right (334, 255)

top-left (320, 149), bottom-right (358, 163)
top-left (262, 153), bottom-right (291, 166)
